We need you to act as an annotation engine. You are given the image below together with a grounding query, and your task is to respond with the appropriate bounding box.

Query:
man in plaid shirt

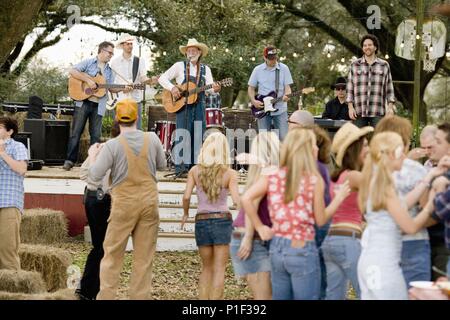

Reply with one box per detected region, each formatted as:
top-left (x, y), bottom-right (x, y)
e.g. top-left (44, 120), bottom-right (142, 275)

top-left (0, 117), bottom-right (28, 270)
top-left (347, 34), bottom-right (396, 128)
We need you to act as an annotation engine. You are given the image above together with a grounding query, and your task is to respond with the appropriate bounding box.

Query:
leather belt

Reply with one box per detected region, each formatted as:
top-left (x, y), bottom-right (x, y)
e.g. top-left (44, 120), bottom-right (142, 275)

top-left (328, 229), bottom-right (361, 239)
top-left (195, 212), bottom-right (232, 222)
top-left (232, 231), bottom-right (262, 241)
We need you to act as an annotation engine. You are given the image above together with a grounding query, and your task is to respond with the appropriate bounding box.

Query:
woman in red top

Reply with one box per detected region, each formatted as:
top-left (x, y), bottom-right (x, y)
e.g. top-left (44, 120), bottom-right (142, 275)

top-left (321, 122), bottom-right (373, 300)
top-left (241, 128), bottom-right (350, 300)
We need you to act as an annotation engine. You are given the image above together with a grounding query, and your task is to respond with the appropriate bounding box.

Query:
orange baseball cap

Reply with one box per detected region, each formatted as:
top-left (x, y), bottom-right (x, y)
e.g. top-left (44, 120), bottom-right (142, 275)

top-left (115, 98), bottom-right (138, 123)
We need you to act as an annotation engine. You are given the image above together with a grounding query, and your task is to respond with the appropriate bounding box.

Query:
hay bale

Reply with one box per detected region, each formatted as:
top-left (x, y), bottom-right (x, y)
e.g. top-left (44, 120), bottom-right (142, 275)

top-left (0, 269), bottom-right (46, 294)
top-left (19, 244), bottom-right (72, 292)
top-left (21, 208), bottom-right (68, 244)
top-left (0, 288), bottom-right (77, 300)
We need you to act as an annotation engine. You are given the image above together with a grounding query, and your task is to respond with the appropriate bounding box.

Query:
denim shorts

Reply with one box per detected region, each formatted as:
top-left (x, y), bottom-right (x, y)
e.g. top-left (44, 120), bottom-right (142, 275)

top-left (230, 236), bottom-right (271, 277)
top-left (195, 217), bottom-right (232, 246)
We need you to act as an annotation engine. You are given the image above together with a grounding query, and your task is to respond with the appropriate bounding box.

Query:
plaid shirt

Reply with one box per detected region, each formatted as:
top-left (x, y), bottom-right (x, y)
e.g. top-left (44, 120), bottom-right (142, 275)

top-left (346, 56), bottom-right (396, 117)
top-left (0, 139), bottom-right (28, 212)
top-left (205, 92), bottom-right (221, 109)
top-left (433, 186), bottom-right (450, 249)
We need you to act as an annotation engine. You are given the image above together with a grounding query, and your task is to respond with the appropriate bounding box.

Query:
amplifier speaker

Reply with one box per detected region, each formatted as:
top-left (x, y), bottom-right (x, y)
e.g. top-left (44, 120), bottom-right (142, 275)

top-left (24, 119), bottom-right (70, 164)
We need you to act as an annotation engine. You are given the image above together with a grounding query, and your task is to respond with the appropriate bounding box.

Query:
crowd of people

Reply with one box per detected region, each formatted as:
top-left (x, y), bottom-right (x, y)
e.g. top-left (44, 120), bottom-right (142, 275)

top-left (0, 30), bottom-right (449, 300)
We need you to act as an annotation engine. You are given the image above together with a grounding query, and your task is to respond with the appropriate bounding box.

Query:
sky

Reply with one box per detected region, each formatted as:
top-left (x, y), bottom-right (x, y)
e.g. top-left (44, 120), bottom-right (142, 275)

top-left (17, 22), bottom-right (154, 73)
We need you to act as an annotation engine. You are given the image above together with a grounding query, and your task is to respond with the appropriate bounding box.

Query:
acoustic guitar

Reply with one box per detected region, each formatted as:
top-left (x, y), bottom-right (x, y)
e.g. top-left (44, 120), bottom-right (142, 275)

top-left (251, 87), bottom-right (315, 119)
top-left (68, 73), bottom-right (147, 101)
top-left (162, 78), bottom-right (233, 113)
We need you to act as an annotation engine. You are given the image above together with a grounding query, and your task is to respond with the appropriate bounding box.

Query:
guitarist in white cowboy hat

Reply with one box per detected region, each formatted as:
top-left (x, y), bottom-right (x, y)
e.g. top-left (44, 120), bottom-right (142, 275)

top-left (158, 38), bottom-right (221, 177)
top-left (110, 33), bottom-right (159, 130)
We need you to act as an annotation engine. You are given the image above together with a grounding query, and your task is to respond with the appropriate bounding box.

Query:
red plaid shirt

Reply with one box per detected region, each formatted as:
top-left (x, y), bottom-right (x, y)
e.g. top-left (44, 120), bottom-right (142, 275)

top-left (346, 56), bottom-right (396, 117)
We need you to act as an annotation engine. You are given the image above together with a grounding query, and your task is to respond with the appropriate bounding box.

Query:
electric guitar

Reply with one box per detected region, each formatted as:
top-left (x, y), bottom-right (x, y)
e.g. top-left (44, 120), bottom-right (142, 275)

top-left (251, 87), bottom-right (315, 119)
top-left (68, 73), bottom-right (149, 101)
top-left (162, 78), bottom-right (233, 113)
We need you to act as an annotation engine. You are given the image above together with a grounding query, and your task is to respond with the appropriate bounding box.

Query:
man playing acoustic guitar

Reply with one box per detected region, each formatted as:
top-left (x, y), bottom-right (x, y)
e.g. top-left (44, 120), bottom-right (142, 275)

top-left (158, 38), bottom-right (221, 177)
top-left (63, 41), bottom-right (131, 171)
top-left (248, 45), bottom-right (293, 141)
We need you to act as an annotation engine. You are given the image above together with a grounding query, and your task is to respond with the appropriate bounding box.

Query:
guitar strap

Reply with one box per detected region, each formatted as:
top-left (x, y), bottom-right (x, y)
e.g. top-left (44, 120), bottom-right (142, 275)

top-left (132, 56), bottom-right (139, 83)
top-left (275, 67), bottom-right (280, 99)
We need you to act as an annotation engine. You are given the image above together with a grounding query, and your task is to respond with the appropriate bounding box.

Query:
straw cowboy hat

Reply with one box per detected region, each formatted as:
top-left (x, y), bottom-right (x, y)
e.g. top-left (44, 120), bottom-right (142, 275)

top-left (331, 122), bottom-right (373, 167)
top-left (179, 38), bottom-right (209, 57)
top-left (117, 33), bottom-right (135, 49)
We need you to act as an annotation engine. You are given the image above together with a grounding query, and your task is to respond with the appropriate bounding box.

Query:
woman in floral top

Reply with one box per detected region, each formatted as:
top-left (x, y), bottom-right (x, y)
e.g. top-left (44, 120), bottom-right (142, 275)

top-left (241, 128), bottom-right (350, 300)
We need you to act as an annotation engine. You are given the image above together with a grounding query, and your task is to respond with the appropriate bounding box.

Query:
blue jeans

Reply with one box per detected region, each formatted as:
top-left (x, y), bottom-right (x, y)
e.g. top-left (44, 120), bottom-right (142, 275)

top-left (269, 236), bottom-right (320, 300)
top-left (401, 240), bottom-right (431, 287)
top-left (354, 116), bottom-right (382, 128)
top-left (173, 103), bottom-right (205, 174)
top-left (66, 100), bottom-right (102, 163)
top-left (257, 111), bottom-right (288, 141)
top-left (315, 223), bottom-right (330, 300)
top-left (322, 235), bottom-right (361, 300)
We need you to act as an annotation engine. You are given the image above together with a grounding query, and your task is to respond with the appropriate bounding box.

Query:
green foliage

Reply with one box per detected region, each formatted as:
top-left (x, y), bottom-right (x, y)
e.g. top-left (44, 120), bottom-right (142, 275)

top-left (8, 59), bottom-right (68, 104)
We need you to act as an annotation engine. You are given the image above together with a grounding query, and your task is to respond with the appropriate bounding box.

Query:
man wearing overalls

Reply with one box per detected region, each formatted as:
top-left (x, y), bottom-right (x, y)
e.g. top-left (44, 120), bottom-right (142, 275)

top-left (159, 39), bottom-right (221, 176)
top-left (87, 99), bottom-right (166, 299)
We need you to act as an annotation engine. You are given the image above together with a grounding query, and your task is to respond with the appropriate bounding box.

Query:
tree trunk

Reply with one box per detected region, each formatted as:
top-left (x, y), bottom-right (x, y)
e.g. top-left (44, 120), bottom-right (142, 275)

top-left (0, 0), bottom-right (48, 65)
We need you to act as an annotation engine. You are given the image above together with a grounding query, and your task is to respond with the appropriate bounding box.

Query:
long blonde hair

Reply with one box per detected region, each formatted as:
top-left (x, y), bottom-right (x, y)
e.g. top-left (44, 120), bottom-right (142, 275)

top-left (358, 132), bottom-right (404, 213)
top-left (245, 132), bottom-right (280, 191)
top-left (280, 128), bottom-right (320, 203)
top-left (197, 132), bottom-right (231, 202)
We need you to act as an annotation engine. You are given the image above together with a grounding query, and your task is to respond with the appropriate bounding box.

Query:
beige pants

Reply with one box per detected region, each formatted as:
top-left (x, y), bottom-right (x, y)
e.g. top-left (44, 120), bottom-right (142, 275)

top-left (97, 133), bottom-right (160, 300)
top-left (0, 207), bottom-right (21, 270)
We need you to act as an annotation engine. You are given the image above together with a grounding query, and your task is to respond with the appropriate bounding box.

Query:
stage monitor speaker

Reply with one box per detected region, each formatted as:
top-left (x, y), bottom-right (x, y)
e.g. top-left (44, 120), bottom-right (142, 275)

top-left (24, 119), bottom-right (70, 164)
top-left (13, 132), bottom-right (32, 159)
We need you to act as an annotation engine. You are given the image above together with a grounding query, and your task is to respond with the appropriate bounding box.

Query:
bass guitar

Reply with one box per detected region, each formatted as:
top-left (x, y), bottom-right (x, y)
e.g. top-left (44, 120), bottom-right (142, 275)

top-left (251, 87), bottom-right (315, 119)
top-left (162, 78), bottom-right (233, 113)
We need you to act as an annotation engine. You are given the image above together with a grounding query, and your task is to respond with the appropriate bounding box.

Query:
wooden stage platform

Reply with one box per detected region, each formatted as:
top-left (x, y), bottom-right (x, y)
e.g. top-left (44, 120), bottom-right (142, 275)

top-left (24, 166), bottom-right (245, 250)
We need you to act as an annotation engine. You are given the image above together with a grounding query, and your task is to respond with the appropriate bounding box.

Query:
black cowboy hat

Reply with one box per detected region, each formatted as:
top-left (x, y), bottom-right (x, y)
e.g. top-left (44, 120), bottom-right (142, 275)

top-left (330, 77), bottom-right (347, 90)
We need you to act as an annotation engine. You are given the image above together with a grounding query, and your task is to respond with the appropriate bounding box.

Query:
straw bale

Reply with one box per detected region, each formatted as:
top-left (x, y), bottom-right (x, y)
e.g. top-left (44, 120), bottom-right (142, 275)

top-left (19, 244), bottom-right (72, 292)
top-left (21, 208), bottom-right (68, 244)
top-left (0, 269), bottom-right (46, 294)
top-left (0, 288), bottom-right (77, 300)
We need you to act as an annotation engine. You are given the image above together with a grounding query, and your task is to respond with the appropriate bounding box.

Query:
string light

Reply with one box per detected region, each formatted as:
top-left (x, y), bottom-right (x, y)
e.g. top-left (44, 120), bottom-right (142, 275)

top-left (239, 57), bottom-right (243, 61)
top-left (163, 51), bottom-right (167, 56)
top-left (225, 48), bottom-right (229, 53)
top-left (400, 41), bottom-right (405, 48)
top-left (385, 54), bottom-right (389, 59)
top-left (429, 45), bottom-right (433, 53)
top-left (212, 46), bottom-right (217, 50)
top-left (416, 34), bottom-right (421, 40)
top-left (293, 52), bottom-right (298, 58)
top-left (251, 57), bottom-right (255, 61)
top-left (307, 42), bottom-right (312, 48)
top-left (341, 57), bottom-right (345, 63)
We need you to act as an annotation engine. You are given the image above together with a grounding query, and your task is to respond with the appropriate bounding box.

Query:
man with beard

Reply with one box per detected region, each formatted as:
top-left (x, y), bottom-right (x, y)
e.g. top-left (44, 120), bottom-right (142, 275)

top-left (158, 39), bottom-right (221, 177)
top-left (346, 34), bottom-right (396, 128)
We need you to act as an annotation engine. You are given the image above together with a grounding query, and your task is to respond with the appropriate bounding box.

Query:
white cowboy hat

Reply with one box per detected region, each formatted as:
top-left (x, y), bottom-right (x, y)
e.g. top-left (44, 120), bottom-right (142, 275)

top-left (179, 38), bottom-right (209, 57)
top-left (116, 33), bottom-right (135, 49)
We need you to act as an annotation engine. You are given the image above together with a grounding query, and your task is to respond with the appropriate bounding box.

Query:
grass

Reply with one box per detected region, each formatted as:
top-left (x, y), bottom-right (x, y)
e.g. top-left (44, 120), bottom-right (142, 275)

top-left (55, 236), bottom-right (252, 300)
top-left (55, 237), bottom-right (356, 300)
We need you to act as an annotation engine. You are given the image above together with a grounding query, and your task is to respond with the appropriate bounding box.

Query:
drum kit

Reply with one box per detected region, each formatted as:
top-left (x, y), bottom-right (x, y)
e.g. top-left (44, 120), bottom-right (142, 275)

top-left (153, 105), bottom-right (253, 175)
